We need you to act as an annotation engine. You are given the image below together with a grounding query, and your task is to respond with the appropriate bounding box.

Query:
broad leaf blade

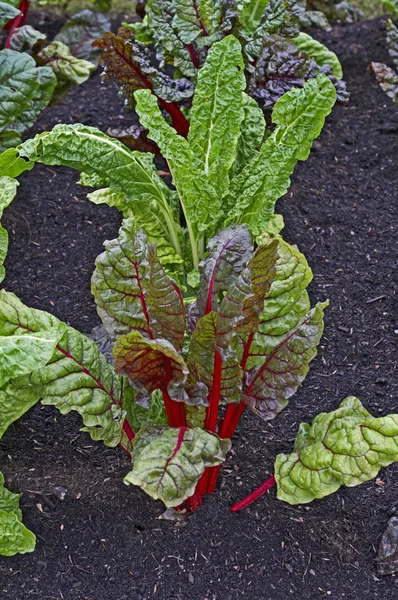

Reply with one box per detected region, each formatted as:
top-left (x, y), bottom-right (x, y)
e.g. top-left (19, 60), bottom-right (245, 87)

top-left (0, 291), bottom-right (129, 447)
top-left (8, 25), bottom-right (46, 52)
top-left (243, 302), bottom-right (327, 419)
top-left (38, 41), bottom-right (95, 91)
top-left (0, 176), bottom-right (18, 283)
top-left (124, 426), bottom-right (230, 507)
top-left (113, 331), bottom-right (188, 403)
top-left (275, 397), bottom-right (398, 504)
top-left (371, 62), bottom-right (398, 106)
top-left (293, 32), bottom-right (343, 79)
top-left (231, 94), bottom-right (265, 178)
top-left (92, 218), bottom-right (185, 350)
top-left (225, 75), bottom-right (337, 235)
top-left (188, 35), bottom-right (246, 197)
top-left (0, 473), bottom-right (36, 556)
top-left (187, 312), bottom-right (243, 404)
top-left (0, 50), bottom-right (56, 136)
top-left (54, 9), bottom-right (111, 63)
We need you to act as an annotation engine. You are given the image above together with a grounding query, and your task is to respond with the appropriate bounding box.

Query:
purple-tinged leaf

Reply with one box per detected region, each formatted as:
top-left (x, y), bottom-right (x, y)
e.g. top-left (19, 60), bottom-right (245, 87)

top-left (92, 218), bottom-right (185, 351)
top-left (243, 302), bottom-right (327, 419)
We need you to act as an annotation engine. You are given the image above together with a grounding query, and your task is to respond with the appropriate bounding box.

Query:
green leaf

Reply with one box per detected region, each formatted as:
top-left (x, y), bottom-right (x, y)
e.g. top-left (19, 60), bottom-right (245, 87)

top-left (187, 312), bottom-right (243, 404)
top-left (123, 389), bottom-right (168, 434)
top-left (0, 383), bottom-right (40, 439)
top-left (92, 218), bottom-right (185, 350)
top-left (380, 0), bottom-right (398, 18)
top-left (8, 25), bottom-right (46, 53)
top-left (0, 148), bottom-right (34, 177)
top-left (38, 41), bottom-right (95, 101)
top-left (134, 89), bottom-right (220, 265)
top-left (231, 93), bottom-right (265, 177)
top-left (187, 35), bottom-right (246, 198)
top-left (0, 176), bottom-right (18, 283)
top-left (239, 0), bottom-right (270, 33)
top-left (293, 32), bottom-right (343, 79)
top-left (54, 9), bottom-right (111, 64)
top-left (124, 425), bottom-right (231, 506)
top-left (0, 291), bottom-right (129, 447)
top-left (0, 1), bottom-right (20, 28)
top-left (0, 50), bottom-right (56, 137)
top-left (113, 331), bottom-right (189, 403)
top-left (225, 75), bottom-right (337, 235)
top-left (243, 302), bottom-right (327, 419)
top-left (0, 324), bottom-right (66, 388)
top-left (275, 397), bottom-right (398, 504)
top-left (0, 472), bottom-right (35, 556)
top-left (386, 19), bottom-right (398, 68)
top-left (146, 0), bottom-right (197, 77)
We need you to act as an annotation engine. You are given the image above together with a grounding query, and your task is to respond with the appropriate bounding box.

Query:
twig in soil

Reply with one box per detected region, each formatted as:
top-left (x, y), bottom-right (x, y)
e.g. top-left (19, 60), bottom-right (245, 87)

top-left (366, 295), bottom-right (386, 304)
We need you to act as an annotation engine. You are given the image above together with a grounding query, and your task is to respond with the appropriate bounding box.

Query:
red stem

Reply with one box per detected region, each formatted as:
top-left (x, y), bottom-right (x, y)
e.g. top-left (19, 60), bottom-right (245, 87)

top-left (158, 98), bottom-right (190, 138)
top-left (122, 418), bottom-right (135, 442)
top-left (185, 484), bottom-right (203, 511)
top-left (230, 475), bottom-right (276, 512)
top-left (4, 0), bottom-right (29, 48)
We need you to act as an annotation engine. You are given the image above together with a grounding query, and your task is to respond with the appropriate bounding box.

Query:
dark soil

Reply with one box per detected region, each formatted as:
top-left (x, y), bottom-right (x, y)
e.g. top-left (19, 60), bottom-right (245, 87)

top-left (1, 13), bottom-right (398, 600)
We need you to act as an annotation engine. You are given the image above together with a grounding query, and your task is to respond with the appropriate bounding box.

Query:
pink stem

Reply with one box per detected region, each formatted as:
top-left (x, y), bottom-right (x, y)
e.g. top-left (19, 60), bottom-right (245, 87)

top-left (230, 475), bottom-right (276, 513)
top-left (4, 0), bottom-right (29, 47)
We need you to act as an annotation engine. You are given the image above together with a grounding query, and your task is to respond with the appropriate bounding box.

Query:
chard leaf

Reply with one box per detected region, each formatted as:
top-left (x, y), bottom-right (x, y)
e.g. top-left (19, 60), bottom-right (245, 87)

top-left (0, 1), bottom-right (20, 28)
top-left (124, 425), bottom-right (231, 506)
top-left (4, 124), bottom-right (183, 270)
top-left (187, 312), bottom-right (243, 404)
top-left (93, 29), bottom-right (193, 104)
top-left (134, 89), bottom-right (220, 255)
top-left (216, 237), bottom-right (279, 352)
top-left (187, 35), bottom-right (246, 198)
top-left (0, 384), bottom-right (40, 438)
top-left (231, 93), bottom-right (265, 177)
top-left (243, 302), bottom-right (327, 419)
top-left (0, 50), bottom-right (56, 137)
top-left (146, 0), bottom-right (197, 77)
top-left (225, 75), bottom-right (337, 235)
top-left (54, 9), bottom-right (111, 64)
top-left (275, 397), bottom-right (398, 504)
top-left (38, 41), bottom-right (95, 101)
top-left (195, 224), bottom-right (253, 318)
top-left (172, 0), bottom-right (205, 44)
top-left (113, 331), bottom-right (189, 403)
top-left (8, 25), bottom-right (47, 52)
top-left (0, 291), bottom-right (129, 447)
top-left (0, 473), bottom-right (35, 556)
top-left (371, 62), bottom-right (398, 106)
top-left (293, 32), bottom-right (343, 79)
top-left (239, 0), bottom-right (270, 33)
top-left (92, 218), bottom-right (185, 350)
top-left (386, 18), bottom-right (398, 67)
top-left (380, 0), bottom-right (398, 19)
top-left (123, 389), bottom-right (168, 434)
top-left (0, 176), bottom-right (18, 283)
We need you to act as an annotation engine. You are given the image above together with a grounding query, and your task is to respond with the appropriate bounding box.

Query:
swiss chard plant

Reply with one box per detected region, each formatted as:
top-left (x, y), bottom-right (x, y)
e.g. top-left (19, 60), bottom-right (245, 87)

top-left (371, 18), bottom-right (398, 107)
top-left (0, 36), bottom-right (336, 523)
top-left (92, 0), bottom-right (347, 149)
top-left (0, 8), bottom-right (110, 150)
top-left (303, 0), bottom-right (363, 27)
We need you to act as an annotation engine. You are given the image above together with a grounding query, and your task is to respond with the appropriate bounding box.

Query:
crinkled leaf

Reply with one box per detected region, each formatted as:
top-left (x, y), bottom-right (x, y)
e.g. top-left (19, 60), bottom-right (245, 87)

top-left (38, 41), bottom-right (95, 101)
top-left (187, 35), bottom-right (246, 197)
top-left (386, 19), bottom-right (398, 67)
top-left (0, 383), bottom-right (40, 438)
top-left (113, 331), bottom-right (189, 403)
top-left (293, 32), bottom-right (343, 79)
top-left (275, 396), bottom-right (398, 504)
top-left (225, 75), bottom-right (337, 235)
top-left (187, 312), bottom-right (243, 405)
top-left (299, 9), bottom-right (331, 30)
top-left (195, 224), bottom-right (253, 319)
top-left (0, 291), bottom-right (129, 447)
top-left (0, 176), bottom-right (18, 283)
top-left (93, 29), bottom-right (193, 105)
top-left (124, 425), bottom-right (231, 506)
top-left (54, 9), bottom-right (111, 64)
top-left (107, 124), bottom-right (158, 154)
top-left (238, 0), bottom-right (270, 33)
top-left (0, 473), bottom-right (35, 556)
top-left (0, 50), bottom-right (56, 136)
top-left (243, 302), bottom-right (327, 419)
top-left (0, 131), bottom-right (21, 153)
top-left (92, 218), bottom-right (185, 350)
top-left (123, 389), bottom-right (168, 434)
top-left (146, 0), bottom-right (197, 77)
top-left (134, 89), bottom-right (220, 245)
top-left (8, 25), bottom-right (46, 52)
top-left (2, 124), bottom-right (184, 271)
top-left (231, 93), bottom-right (265, 177)
top-left (0, 1), bottom-right (20, 28)
top-left (371, 62), bottom-right (398, 106)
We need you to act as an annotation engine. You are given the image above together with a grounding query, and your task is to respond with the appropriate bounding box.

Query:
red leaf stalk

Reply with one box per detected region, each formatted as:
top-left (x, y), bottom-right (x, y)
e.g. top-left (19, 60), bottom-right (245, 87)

top-left (4, 0), bottom-right (29, 48)
top-left (230, 475), bottom-right (276, 512)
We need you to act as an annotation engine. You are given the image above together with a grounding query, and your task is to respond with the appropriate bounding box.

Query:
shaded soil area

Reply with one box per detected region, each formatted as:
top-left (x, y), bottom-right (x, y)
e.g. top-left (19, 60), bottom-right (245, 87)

top-left (1, 14), bottom-right (398, 600)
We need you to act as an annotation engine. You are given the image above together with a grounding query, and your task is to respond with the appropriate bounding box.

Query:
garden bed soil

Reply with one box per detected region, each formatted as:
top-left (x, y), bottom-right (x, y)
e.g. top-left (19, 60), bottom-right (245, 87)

top-left (0, 13), bottom-right (398, 600)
